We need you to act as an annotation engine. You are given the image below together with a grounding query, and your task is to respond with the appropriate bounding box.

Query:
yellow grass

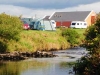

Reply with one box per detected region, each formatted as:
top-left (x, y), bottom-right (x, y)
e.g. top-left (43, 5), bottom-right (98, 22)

top-left (7, 29), bottom-right (70, 52)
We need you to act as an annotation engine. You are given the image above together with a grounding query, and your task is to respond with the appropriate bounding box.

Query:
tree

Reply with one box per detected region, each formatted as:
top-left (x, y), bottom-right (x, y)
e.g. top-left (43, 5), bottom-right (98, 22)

top-left (0, 13), bottom-right (22, 52)
top-left (74, 13), bottom-right (100, 75)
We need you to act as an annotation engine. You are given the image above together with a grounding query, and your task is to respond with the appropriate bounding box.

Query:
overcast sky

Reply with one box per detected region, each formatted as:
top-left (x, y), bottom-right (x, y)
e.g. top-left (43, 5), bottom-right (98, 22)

top-left (0, 0), bottom-right (100, 18)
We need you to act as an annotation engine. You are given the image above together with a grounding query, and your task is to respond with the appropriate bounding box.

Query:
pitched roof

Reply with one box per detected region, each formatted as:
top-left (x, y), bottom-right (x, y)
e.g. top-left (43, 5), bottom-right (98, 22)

top-left (42, 16), bottom-right (50, 20)
top-left (49, 11), bottom-right (91, 21)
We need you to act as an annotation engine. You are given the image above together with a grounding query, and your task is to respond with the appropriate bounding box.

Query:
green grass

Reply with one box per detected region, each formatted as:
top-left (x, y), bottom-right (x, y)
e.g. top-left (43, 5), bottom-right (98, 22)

top-left (6, 29), bottom-right (70, 52)
top-left (2, 28), bottom-right (86, 52)
top-left (73, 28), bottom-right (86, 42)
top-left (73, 29), bottom-right (86, 35)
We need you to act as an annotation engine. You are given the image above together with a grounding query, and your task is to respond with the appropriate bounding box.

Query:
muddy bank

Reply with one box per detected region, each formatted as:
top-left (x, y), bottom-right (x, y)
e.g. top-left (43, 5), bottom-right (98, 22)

top-left (0, 51), bottom-right (57, 61)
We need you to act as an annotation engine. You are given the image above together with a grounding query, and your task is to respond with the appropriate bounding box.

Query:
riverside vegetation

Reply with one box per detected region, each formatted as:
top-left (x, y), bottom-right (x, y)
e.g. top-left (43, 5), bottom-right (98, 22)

top-left (0, 13), bottom-right (86, 60)
top-left (74, 13), bottom-right (100, 75)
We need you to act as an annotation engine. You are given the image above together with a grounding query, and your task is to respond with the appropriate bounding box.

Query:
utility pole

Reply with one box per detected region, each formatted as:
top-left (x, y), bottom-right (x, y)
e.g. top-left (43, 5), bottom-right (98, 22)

top-left (35, 14), bottom-right (37, 19)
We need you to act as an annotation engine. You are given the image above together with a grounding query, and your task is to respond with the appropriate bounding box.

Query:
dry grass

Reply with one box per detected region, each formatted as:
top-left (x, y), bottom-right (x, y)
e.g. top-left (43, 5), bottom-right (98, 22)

top-left (7, 29), bottom-right (70, 52)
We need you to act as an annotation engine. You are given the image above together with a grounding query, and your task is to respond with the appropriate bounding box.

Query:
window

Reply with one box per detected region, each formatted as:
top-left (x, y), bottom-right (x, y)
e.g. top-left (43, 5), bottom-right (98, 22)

top-left (54, 15), bottom-right (57, 17)
top-left (84, 23), bottom-right (86, 25)
top-left (52, 22), bottom-right (55, 24)
top-left (77, 23), bottom-right (79, 25)
top-left (72, 23), bottom-right (76, 25)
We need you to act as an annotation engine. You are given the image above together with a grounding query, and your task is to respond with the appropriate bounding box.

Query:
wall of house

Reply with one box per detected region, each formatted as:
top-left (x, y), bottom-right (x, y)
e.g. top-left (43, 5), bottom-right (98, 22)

top-left (56, 21), bottom-right (71, 27)
top-left (62, 21), bottom-right (71, 27)
top-left (85, 11), bottom-right (96, 27)
top-left (56, 22), bottom-right (61, 27)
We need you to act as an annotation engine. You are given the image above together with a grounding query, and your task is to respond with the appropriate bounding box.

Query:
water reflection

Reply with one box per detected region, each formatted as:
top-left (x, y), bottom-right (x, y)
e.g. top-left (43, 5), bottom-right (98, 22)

top-left (0, 60), bottom-right (50, 75)
top-left (0, 59), bottom-right (74, 75)
top-left (0, 61), bottom-right (20, 75)
top-left (59, 62), bottom-right (75, 68)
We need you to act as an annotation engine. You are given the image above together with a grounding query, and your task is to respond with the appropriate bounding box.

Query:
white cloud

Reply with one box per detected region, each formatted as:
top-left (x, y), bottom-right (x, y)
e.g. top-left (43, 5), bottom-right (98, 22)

top-left (0, 2), bottom-right (100, 18)
top-left (0, 5), bottom-right (56, 18)
top-left (63, 2), bottom-right (100, 13)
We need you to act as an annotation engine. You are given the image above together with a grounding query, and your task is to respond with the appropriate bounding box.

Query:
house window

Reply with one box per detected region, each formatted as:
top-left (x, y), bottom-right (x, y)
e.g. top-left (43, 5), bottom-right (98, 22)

top-left (54, 15), bottom-right (57, 17)
top-left (59, 15), bottom-right (61, 17)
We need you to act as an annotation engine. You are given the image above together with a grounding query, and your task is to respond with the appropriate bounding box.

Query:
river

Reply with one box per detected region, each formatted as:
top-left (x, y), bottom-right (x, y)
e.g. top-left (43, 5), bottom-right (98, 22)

top-left (0, 47), bottom-right (87, 75)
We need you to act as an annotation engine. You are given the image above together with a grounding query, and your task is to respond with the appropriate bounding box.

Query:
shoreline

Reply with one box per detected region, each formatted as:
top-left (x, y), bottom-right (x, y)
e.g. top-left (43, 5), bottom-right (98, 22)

top-left (0, 50), bottom-right (57, 61)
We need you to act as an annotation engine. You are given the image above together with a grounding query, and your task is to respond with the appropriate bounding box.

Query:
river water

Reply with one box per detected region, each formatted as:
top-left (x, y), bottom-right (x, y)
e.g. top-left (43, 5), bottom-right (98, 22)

top-left (0, 47), bottom-right (87, 75)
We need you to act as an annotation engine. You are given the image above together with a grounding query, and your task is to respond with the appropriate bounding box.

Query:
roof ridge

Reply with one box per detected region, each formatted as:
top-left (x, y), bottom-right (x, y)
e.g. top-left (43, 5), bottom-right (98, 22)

top-left (56, 11), bottom-right (91, 13)
top-left (50, 10), bottom-right (93, 21)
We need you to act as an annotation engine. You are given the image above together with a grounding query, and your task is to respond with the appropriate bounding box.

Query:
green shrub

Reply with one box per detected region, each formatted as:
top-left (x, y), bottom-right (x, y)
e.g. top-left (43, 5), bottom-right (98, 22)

top-left (61, 28), bottom-right (80, 47)
top-left (0, 13), bottom-right (22, 40)
top-left (0, 41), bottom-right (7, 52)
top-left (0, 13), bottom-right (22, 52)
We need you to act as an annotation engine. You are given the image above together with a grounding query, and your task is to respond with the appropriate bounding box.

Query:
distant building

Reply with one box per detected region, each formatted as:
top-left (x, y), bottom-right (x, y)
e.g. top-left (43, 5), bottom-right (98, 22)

top-left (21, 16), bottom-right (56, 31)
top-left (49, 10), bottom-right (96, 28)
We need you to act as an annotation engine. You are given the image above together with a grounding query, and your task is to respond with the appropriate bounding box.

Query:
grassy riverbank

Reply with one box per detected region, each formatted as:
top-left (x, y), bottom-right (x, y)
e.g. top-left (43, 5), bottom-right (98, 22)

top-left (7, 29), bottom-right (69, 52)
top-left (6, 28), bottom-right (86, 52)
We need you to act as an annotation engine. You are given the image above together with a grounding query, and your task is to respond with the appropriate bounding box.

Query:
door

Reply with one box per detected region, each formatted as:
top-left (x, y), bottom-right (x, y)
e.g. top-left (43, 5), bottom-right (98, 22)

top-left (91, 16), bottom-right (95, 24)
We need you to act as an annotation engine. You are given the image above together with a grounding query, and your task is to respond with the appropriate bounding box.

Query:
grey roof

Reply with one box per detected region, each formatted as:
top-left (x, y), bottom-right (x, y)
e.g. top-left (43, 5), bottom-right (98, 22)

top-left (49, 11), bottom-right (91, 21)
top-left (43, 16), bottom-right (50, 20)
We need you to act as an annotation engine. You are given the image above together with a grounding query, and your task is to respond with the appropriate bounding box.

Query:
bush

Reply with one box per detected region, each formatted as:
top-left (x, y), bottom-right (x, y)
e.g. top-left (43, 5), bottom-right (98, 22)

top-left (0, 13), bottom-right (22, 52)
top-left (61, 28), bottom-right (80, 47)
top-left (0, 41), bottom-right (7, 52)
top-left (0, 13), bottom-right (22, 40)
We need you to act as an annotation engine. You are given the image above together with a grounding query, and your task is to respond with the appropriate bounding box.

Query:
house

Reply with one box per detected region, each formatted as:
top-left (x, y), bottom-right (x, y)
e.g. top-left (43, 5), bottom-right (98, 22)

top-left (49, 10), bottom-right (96, 28)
